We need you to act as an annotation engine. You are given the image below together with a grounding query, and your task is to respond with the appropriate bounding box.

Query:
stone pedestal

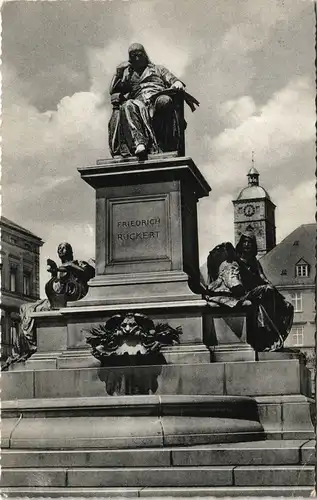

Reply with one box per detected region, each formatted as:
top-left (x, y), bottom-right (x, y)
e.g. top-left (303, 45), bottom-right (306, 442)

top-left (38, 154), bottom-right (210, 361)
top-left (74, 154), bottom-right (210, 305)
top-left (204, 305), bottom-right (255, 362)
top-left (26, 298), bottom-right (212, 368)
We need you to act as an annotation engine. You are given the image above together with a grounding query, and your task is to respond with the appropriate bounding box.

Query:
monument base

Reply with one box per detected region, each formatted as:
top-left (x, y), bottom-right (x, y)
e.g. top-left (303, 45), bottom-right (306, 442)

top-left (75, 155), bottom-right (210, 306)
top-left (28, 298), bottom-right (211, 365)
top-left (24, 343), bottom-right (211, 371)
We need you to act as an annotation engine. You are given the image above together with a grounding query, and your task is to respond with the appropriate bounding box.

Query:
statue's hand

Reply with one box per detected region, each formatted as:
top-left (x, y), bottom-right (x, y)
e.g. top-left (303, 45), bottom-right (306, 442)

top-left (171, 80), bottom-right (184, 91)
top-left (111, 93), bottom-right (126, 106)
top-left (47, 259), bottom-right (57, 275)
top-left (116, 61), bottom-right (131, 77)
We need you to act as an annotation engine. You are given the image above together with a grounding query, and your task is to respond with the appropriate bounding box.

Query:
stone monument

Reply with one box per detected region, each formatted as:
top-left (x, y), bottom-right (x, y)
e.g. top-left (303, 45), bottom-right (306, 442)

top-left (1, 44), bottom-right (314, 497)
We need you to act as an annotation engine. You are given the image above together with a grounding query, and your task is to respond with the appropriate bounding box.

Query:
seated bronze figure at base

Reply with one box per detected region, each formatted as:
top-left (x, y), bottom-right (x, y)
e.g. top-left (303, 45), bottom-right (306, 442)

top-left (205, 233), bottom-right (294, 352)
top-left (1, 242), bottom-right (95, 370)
top-left (45, 242), bottom-right (95, 309)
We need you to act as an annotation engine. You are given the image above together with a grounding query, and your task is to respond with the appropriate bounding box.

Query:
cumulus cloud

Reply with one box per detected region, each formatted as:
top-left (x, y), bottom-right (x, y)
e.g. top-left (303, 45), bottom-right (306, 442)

top-left (218, 96), bottom-right (257, 128)
top-left (2, 60), bottom-right (109, 203)
top-left (198, 192), bottom-right (235, 265)
top-left (127, 1), bottom-right (190, 77)
top-left (2, 0), bottom-right (315, 297)
top-left (272, 179), bottom-right (315, 243)
top-left (202, 75), bottom-right (314, 188)
top-left (88, 40), bottom-right (129, 96)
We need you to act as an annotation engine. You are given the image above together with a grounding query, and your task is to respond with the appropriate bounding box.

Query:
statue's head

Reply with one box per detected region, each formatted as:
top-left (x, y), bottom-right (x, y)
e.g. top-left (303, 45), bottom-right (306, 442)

top-left (236, 231), bottom-right (257, 258)
top-left (207, 242), bottom-right (237, 282)
top-left (57, 242), bottom-right (73, 262)
top-left (128, 43), bottom-right (149, 71)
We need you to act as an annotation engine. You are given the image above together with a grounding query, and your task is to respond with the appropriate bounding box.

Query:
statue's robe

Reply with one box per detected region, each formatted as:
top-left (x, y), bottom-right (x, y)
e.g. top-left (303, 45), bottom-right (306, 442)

top-left (237, 257), bottom-right (294, 351)
top-left (108, 63), bottom-right (182, 156)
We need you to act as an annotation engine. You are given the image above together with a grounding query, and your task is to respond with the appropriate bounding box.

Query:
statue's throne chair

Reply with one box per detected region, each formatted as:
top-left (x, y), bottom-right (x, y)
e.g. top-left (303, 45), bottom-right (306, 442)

top-left (108, 89), bottom-right (199, 158)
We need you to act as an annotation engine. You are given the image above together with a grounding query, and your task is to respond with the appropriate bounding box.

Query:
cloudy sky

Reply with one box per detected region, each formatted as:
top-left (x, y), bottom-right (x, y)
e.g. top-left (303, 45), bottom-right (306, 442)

top-left (2, 0), bottom-right (315, 295)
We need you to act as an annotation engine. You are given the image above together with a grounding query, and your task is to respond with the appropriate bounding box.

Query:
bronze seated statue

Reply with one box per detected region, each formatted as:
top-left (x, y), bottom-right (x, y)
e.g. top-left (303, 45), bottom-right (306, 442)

top-left (108, 43), bottom-right (199, 158)
top-left (205, 235), bottom-right (294, 352)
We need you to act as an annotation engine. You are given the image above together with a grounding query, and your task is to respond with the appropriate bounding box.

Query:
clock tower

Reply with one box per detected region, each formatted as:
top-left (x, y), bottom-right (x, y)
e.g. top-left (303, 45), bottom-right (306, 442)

top-left (233, 167), bottom-right (276, 256)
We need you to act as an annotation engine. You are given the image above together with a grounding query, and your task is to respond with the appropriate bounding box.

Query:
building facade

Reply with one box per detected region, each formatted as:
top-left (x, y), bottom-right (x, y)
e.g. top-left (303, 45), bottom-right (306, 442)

top-left (232, 167), bottom-right (276, 256)
top-left (260, 223), bottom-right (315, 359)
top-left (1, 217), bottom-right (43, 360)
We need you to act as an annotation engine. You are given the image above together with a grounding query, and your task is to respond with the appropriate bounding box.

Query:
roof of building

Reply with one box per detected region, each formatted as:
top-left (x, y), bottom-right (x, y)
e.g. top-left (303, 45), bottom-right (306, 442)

top-left (248, 166), bottom-right (259, 175)
top-left (235, 168), bottom-right (272, 201)
top-left (260, 223), bottom-right (316, 286)
top-left (0, 216), bottom-right (43, 243)
top-left (237, 185), bottom-right (271, 201)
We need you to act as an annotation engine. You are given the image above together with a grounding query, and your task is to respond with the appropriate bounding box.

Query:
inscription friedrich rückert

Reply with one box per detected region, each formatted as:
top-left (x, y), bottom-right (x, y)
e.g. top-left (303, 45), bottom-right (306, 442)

top-left (117, 217), bottom-right (161, 241)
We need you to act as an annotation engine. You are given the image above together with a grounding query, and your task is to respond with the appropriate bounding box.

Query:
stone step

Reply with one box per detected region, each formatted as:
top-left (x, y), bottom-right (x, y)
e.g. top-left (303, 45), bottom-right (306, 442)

top-left (1, 440), bottom-right (315, 468)
top-left (1, 465), bottom-right (314, 488)
top-left (1, 394), bottom-right (261, 419)
top-left (1, 395), bottom-right (259, 421)
top-left (1, 359), bottom-right (311, 400)
top-left (1, 415), bottom-right (264, 449)
top-left (2, 394), bottom-right (314, 442)
top-left (1, 486), bottom-right (314, 498)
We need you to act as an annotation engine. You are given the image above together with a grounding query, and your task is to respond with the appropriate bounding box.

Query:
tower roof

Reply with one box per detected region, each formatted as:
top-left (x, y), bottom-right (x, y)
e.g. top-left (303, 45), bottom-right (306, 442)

top-left (237, 185), bottom-right (271, 200)
top-left (248, 166), bottom-right (259, 176)
top-left (236, 168), bottom-right (271, 201)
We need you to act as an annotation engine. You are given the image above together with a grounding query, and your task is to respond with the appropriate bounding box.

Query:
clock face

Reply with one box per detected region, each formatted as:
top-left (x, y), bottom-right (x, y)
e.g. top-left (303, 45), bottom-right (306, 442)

top-left (244, 204), bottom-right (255, 217)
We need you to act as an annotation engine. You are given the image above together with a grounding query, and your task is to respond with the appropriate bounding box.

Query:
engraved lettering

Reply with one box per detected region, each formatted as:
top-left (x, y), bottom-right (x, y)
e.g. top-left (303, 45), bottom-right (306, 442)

top-left (116, 217), bottom-right (161, 228)
top-left (117, 230), bottom-right (161, 241)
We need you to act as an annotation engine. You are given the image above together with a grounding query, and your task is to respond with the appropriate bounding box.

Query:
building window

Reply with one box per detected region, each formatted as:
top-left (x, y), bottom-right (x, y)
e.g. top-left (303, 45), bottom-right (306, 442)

top-left (23, 272), bottom-right (31, 295)
top-left (296, 264), bottom-right (309, 277)
top-left (290, 292), bottom-right (303, 312)
top-left (9, 266), bottom-right (18, 292)
top-left (291, 325), bottom-right (304, 346)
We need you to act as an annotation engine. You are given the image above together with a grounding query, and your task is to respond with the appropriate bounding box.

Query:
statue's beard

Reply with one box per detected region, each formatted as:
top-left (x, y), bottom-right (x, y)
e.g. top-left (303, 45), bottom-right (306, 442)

top-left (130, 57), bottom-right (147, 73)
